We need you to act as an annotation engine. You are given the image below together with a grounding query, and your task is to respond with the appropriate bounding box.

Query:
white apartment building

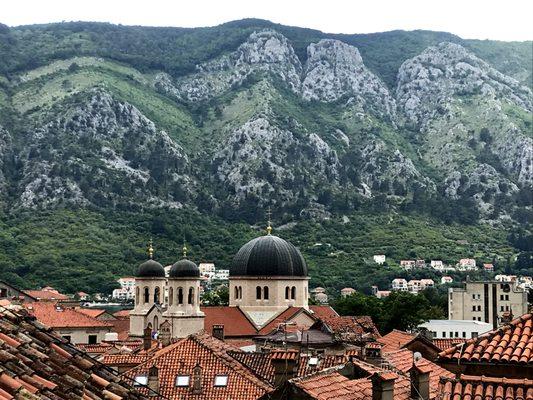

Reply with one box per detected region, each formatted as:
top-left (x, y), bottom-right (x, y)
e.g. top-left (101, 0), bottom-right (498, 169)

top-left (448, 280), bottom-right (529, 329)
top-left (457, 258), bottom-right (477, 271)
top-left (214, 269), bottom-right (230, 280)
top-left (441, 276), bottom-right (453, 284)
top-left (418, 319), bottom-right (492, 339)
top-left (199, 263), bottom-right (216, 280)
top-left (400, 260), bottom-right (416, 270)
top-left (391, 278), bottom-right (408, 291)
top-left (112, 277), bottom-right (136, 300)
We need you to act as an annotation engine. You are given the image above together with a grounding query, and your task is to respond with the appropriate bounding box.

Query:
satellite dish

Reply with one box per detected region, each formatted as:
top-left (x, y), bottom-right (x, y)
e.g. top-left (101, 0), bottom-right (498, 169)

top-left (413, 352), bottom-right (422, 362)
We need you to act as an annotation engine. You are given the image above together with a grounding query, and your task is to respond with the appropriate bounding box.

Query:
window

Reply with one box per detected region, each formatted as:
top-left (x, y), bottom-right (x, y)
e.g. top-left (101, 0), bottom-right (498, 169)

top-left (449, 332), bottom-right (453, 338)
top-left (256, 286), bottom-right (262, 300)
top-left (285, 286), bottom-right (290, 300)
top-left (501, 306), bottom-right (504, 312)
top-left (62, 335), bottom-right (71, 342)
top-left (500, 294), bottom-right (504, 301)
top-left (291, 286), bottom-right (296, 300)
top-left (263, 286), bottom-right (269, 300)
top-left (234, 286), bottom-right (239, 300)
top-left (462, 332), bottom-right (466, 338)
top-left (214, 375), bottom-right (228, 387)
top-left (478, 317), bottom-right (482, 321)
top-left (88, 335), bottom-right (97, 344)
top-left (442, 332), bottom-right (446, 338)
top-left (134, 376), bottom-right (148, 386)
top-left (472, 294), bottom-right (476, 299)
top-left (136, 287), bottom-right (140, 305)
top-left (238, 286), bottom-right (242, 299)
top-left (472, 306), bottom-right (476, 311)
top-left (505, 295), bottom-right (509, 301)
top-left (169, 287), bottom-right (174, 306)
top-left (477, 306), bottom-right (481, 311)
top-left (144, 287), bottom-right (149, 304)
top-left (175, 375), bottom-right (190, 387)
top-left (472, 332), bottom-right (478, 338)
top-left (455, 332), bottom-right (459, 338)
top-left (153, 316), bottom-right (159, 330)
top-left (154, 287), bottom-right (161, 304)
top-left (177, 287), bottom-right (183, 304)
top-left (188, 287), bottom-right (195, 305)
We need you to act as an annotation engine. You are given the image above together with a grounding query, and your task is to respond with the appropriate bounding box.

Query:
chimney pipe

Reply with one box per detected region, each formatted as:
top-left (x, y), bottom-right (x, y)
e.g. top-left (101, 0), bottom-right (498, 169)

top-left (147, 365), bottom-right (159, 396)
top-left (410, 364), bottom-right (431, 400)
top-left (143, 326), bottom-right (152, 351)
top-left (371, 372), bottom-right (396, 400)
top-left (192, 363), bottom-right (202, 394)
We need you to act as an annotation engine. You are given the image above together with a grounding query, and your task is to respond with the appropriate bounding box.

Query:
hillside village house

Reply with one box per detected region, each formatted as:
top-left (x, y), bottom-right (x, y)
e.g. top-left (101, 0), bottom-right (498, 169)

top-left (441, 276), bottom-right (453, 284)
top-left (391, 278), bottom-right (408, 291)
top-left (400, 260), bottom-right (416, 269)
top-left (457, 258), bottom-right (477, 271)
top-left (113, 276), bottom-right (136, 300)
top-left (373, 254), bottom-right (386, 264)
top-left (340, 287), bottom-right (356, 297)
top-left (483, 263), bottom-right (494, 272)
top-left (430, 260), bottom-right (444, 269)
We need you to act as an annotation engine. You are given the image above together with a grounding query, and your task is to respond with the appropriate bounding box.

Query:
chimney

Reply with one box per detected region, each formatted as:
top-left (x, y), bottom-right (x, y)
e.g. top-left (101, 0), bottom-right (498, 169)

top-left (212, 324), bottom-right (224, 341)
top-left (143, 326), bottom-right (152, 351)
top-left (147, 365), bottom-right (159, 396)
top-left (271, 350), bottom-right (299, 387)
top-left (409, 364), bottom-right (431, 400)
top-left (159, 320), bottom-right (171, 347)
top-left (192, 363), bottom-right (202, 394)
top-left (371, 372), bottom-right (396, 400)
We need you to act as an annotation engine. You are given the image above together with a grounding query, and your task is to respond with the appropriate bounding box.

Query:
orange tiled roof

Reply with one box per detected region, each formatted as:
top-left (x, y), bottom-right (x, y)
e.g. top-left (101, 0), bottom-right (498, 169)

top-left (438, 312), bottom-right (533, 365)
top-left (432, 338), bottom-right (468, 351)
top-left (228, 350), bottom-right (347, 384)
top-left (123, 332), bottom-right (273, 399)
top-left (0, 306), bottom-right (143, 399)
top-left (113, 309), bottom-right (132, 319)
top-left (24, 290), bottom-right (70, 300)
top-left (438, 374), bottom-right (533, 400)
top-left (383, 348), bottom-right (454, 398)
top-left (75, 308), bottom-right (108, 319)
top-left (321, 315), bottom-right (381, 339)
top-left (202, 306), bottom-right (258, 337)
top-left (377, 329), bottom-right (415, 352)
top-left (258, 307), bottom-right (311, 335)
top-left (291, 364), bottom-right (411, 400)
top-left (309, 305), bottom-right (339, 320)
top-left (24, 303), bottom-right (113, 329)
top-left (108, 317), bottom-right (132, 341)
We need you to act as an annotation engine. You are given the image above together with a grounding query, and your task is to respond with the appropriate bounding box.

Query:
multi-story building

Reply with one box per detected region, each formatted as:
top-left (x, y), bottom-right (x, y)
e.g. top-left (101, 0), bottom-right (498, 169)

top-left (399, 260), bottom-right (415, 270)
top-left (441, 276), bottom-right (453, 284)
top-left (391, 278), bottom-right (408, 291)
top-left (199, 263), bottom-right (216, 280)
top-left (112, 277), bottom-right (136, 300)
top-left (418, 319), bottom-right (492, 339)
top-left (457, 258), bottom-right (477, 271)
top-left (214, 269), bottom-right (230, 280)
top-left (448, 280), bottom-right (529, 329)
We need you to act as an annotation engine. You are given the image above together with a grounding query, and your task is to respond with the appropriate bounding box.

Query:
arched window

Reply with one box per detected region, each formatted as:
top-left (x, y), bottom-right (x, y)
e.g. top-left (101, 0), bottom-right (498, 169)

top-left (154, 287), bottom-right (161, 304)
top-left (285, 286), bottom-right (290, 300)
top-left (235, 286), bottom-right (239, 300)
top-left (238, 286), bottom-right (242, 299)
top-left (291, 286), bottom-right (296, 300)
top-left (188, 287), bottom-right (195, 305)
top-left (153, 316), bottom-right (159, 330)
top-left (263, 286), bottom-right (269, 300)
top-left (177, 287), bottom-right (184, 305)
top-left (144, 287), bottom-right (150, 304)
top-left (256, 286), bottom-right (262, 300)
top-left (169, 287), bottom-right (174, 306)
top-left (136, 287), bottom-right (140, 305)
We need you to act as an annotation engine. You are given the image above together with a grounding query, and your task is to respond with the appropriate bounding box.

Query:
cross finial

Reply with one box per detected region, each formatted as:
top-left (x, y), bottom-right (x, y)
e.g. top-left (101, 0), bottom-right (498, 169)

top-left (182, 242), bottom-right (188, 258)
top-left (266, 206), bottom-right (272, 235)
top-left (148, 238), bottom-right (154, 259)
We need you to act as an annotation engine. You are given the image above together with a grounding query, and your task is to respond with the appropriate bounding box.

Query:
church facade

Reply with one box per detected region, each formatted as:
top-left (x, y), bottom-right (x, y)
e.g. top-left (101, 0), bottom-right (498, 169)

top-left (130, 229), bottom-right (310, 339)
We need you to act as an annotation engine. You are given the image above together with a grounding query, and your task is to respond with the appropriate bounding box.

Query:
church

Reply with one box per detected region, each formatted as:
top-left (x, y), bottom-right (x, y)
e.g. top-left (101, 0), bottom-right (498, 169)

top-left (129, 223), bottom-right (318, 341)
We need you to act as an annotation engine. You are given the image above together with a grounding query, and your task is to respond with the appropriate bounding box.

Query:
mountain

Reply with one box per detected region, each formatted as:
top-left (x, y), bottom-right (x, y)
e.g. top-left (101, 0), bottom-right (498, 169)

top-left (0, 20), bottom-right (531, 293)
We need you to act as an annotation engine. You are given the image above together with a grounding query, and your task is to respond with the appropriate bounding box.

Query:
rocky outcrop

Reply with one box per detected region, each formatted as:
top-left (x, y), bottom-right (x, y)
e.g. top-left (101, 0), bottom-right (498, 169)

top-left (302, 39), bottom-right (396, 119)
top-left (176, 30), bottom-right (302, 101)
top-left (397, 42), bottom-right (532, 127)
top-left (0, 125), bottom-right (12, 205)
top-left (18, 89), bottom-right (193, 209)
top-left (212, 117), bottom-right (340, 208)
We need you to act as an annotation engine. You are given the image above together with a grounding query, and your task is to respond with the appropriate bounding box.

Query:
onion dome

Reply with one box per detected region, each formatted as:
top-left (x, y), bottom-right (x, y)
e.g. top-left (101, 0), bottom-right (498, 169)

top-left (169, 259), bottom-right (200, 278)
top-left (231, 234), bottom-right (307, 277)
top-left (136, 259), bottom-right (165, 278)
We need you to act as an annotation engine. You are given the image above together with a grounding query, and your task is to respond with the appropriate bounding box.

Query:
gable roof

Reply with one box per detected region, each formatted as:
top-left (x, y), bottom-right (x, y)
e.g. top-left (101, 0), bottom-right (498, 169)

top-left (24, 303), bottom-right (113, 329)
top-left (318, 315), bottom-right (381, 340)
top-left (75, 308), bottom-right (109, 319)
top-left (309, 305), bottom-right (339, 320)
top-left (113, 309), bottom-right (132, 319)
top-left (438, 312), bottom-right (533, 365)
top-left (24, 290), bottom-right (70, 301)
top-left (202, 306), bottom-right (258, 337)
top-left (0, 281), bottom-right (38, 301)
top-left (124, 332), bottom-right (273, 399)
top-left (0, 305), bottom-right (143, 399)
top-left (377, 330), bottom-right (415, 353)
top-left (438, 374), bottom-right (533, 400)
top-left (382, 348), bottom-right (454, 398)
top-left (228, 350), bottom-right (347, 384)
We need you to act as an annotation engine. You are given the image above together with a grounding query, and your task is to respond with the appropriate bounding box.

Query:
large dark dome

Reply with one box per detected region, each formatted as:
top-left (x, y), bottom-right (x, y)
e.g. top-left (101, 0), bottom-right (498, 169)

top-left (231, 235), bottom-right (307, 277)
top-left (136, 259), bottom-right (165, 278)
top-left (169, 259), bottom-right (200, 278)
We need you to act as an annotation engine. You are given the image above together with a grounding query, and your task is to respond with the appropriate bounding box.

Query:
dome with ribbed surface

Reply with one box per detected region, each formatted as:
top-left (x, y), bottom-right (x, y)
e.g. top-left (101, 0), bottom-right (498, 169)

top-left (169, 259), bottom-right (200, 278)
top-left (231, 235), bottom-right (307, 277)
top-left (136, 259), bottom-right (165, 278)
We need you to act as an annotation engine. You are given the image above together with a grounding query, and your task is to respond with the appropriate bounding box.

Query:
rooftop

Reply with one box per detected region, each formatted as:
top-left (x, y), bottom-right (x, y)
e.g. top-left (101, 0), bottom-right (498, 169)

top-left (24, 303), bottom-right (113, 329)
top-left (438, 374), bottom-right (533, 400)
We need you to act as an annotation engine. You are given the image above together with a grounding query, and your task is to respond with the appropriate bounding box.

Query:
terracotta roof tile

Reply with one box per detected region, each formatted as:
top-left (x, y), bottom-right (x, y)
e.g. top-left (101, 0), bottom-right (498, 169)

top-left (24, 290), bottom-right (70, 301)
top-left (432, 338), bottom-right (468, 351)
top-left (0, 306), bottom-right (143, 399)
top-left (309, 305), bottom-right (339, 320)
top-left (377, 329), bottom-right (415, 352)
top-left (438, 374), bottom-right (533, 400)
top-left (201, 306), bottom-right (258, 337)
top-left (113, 309), bottom-right (132, 319)
top-left (75, 308), bottom-right (108, 319)
top-left (320, 316), bottom-right (381, 340)
top-left (438, 312), bottom-right (533, 365)
top-left (24, 303), bottom-right (113, 329)
top-left (123, 332), bottom-right (273, 399)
